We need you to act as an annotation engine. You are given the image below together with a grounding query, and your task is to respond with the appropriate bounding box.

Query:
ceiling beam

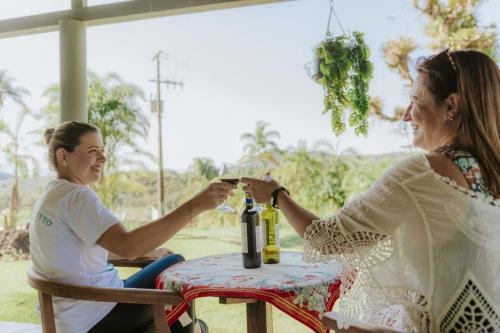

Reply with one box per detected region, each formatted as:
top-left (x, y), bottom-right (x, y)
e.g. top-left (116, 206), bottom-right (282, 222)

top-left (0, 0), bottom-right (290, 39)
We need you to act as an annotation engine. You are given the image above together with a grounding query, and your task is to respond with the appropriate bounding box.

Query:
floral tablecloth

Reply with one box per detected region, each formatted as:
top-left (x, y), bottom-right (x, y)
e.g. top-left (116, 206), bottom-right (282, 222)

top-left (156, 251), bottom-right (342, 333)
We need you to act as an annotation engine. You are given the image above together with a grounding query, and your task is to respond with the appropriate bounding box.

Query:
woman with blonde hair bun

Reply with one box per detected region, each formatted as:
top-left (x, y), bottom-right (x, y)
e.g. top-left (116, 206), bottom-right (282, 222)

top-left (31, 121), bottom-right (235, 333)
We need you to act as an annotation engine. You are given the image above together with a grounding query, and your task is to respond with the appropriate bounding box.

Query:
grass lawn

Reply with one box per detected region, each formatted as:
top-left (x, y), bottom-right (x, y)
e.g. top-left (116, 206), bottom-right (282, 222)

top-left (0, 225), bottom-right (313, 332)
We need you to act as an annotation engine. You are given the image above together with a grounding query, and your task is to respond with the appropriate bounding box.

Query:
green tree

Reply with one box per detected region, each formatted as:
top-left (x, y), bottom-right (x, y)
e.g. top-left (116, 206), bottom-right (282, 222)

top-left (342, 156), bottom-right (395, 198)
top-left (0, 71), bottom-right (33, 230)
top-left (0, 108), bottom-right (38, 229)
top-left (0, 71), bottom-right (28, 108)
top-left (42, 71), bottom-right (152, 207)
top-left (370, 0), bottom-right (499, 121)
top-left (277, 140), bottom-right (349, 215)
top-left (189, 157), bottom-right (218, 182)
top-left (37, 84), bottom-right (60, 129)
top-left (87, 72), bottom-right (152, 172)
top-left (240, 121), bottom-right (281, 165)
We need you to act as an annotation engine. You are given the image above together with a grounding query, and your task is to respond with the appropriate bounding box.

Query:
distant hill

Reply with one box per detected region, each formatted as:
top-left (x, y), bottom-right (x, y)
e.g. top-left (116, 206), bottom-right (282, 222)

top-left (0, 176), bottom-right (52, 211)
top-left (365, 151), bottom-right (417, 160)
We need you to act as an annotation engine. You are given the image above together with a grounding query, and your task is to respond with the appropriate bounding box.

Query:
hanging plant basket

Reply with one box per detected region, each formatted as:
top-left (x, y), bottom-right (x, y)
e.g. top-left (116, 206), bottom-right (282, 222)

top-left (306, 31), bottom-right (374, 136)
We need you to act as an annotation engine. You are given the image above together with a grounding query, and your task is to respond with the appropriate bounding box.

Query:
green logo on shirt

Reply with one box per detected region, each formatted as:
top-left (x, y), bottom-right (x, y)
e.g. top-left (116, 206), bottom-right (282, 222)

top-left (37, 212), bottom-right (53, 226)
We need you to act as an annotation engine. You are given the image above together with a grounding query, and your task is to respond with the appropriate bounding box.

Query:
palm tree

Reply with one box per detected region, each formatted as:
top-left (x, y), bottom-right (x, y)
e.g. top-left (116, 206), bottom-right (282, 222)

top-left (190, 157), bottom-right (218, 182)
top-left (0, 71), bottom-right (28, 108)
top-left (86, 71), bottom-right (152, 172)
top-left (240, 121), bottom-right (281, 165)
top-left (42, 71), bottom-right (152, 207)
top-left (0, 71), bottom-right (31, 230)
top-left (1, 109), bottom-right (39, 229)
top-left (312, 139), bottom-right (359, 157)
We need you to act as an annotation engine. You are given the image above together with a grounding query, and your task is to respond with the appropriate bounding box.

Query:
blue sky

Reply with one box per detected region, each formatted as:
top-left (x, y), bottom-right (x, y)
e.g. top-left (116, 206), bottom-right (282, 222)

top-left (0, 0), bottom-right (499, 172)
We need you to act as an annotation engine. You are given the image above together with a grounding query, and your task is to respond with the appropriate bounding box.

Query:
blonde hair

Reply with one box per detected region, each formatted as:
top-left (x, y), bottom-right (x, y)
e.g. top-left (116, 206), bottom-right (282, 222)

top-left (417, 50), bottom-right (500, 198)
top-left (45, 121), bottom-right (99, 170)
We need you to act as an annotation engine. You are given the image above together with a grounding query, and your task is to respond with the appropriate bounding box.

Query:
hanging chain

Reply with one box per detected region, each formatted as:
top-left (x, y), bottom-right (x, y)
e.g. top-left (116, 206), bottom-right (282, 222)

top-left (325, 0), bottom-right (334, 37)
top-left (325, 0), bottom-right (346, 38)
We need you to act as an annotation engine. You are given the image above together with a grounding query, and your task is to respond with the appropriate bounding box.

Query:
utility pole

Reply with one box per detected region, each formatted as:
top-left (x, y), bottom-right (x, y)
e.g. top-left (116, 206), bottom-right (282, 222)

top-left (150, 51), bottom-right (184, 216)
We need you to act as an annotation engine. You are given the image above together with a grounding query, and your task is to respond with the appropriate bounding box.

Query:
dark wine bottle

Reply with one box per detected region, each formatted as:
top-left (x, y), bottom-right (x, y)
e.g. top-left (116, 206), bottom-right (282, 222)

top-left (241, 192), bottom-right (262, 268)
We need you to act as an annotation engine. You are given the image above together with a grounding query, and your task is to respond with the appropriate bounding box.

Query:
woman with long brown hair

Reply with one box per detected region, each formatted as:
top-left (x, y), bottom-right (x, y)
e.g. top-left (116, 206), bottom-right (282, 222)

top-left (243, 49), bottom-right (500, 332)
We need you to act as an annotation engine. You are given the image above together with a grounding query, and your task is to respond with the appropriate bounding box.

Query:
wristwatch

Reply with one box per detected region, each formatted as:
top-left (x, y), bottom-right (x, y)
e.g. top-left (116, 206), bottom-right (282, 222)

top-left (271, 186), bottom-right (290, 209)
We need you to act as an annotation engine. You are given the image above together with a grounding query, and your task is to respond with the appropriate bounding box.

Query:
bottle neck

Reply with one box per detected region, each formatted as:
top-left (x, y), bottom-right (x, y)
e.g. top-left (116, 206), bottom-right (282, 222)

top-left (245, 192), bottom-right (254, 208)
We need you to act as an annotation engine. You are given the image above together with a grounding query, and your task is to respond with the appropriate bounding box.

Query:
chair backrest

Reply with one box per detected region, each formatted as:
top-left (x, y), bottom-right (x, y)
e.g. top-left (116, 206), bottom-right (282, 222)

top-left (27, 266), bottom-right (180, 333)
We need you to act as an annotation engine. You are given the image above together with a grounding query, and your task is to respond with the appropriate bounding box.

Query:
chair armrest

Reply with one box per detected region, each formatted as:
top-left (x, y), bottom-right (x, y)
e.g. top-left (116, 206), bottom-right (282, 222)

top-left (322, 312), bottom-right (404, 333)
top-left (108, 248), bottom-right (173, 268)
top-left (108, 258), bottom-right (155, 268)
top-left (27, 267), bottom-right (182, 305)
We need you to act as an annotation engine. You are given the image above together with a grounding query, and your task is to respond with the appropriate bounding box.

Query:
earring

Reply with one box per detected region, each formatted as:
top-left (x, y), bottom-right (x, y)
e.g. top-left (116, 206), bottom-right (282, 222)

top-left (447, 114), bottom-right (454, 121)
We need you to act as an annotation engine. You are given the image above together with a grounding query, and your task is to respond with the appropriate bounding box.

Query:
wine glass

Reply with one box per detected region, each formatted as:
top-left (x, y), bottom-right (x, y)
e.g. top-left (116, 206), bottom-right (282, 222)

top-left (240, 161), bottom-right (266, 212)
top-left (216, 163), bottom-right (240, 213)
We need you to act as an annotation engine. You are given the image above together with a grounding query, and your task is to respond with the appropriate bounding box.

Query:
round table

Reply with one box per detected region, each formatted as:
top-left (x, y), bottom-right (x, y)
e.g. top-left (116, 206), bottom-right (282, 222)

top-left (156, 251), bottom-right (342, 333)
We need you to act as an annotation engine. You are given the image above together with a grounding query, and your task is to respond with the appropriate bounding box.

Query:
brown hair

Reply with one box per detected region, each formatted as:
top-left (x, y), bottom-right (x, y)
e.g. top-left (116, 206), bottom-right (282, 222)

top-left (417, 49), bottom-right (500, 198)
top-left (45, 121), bottom-right (99, 169)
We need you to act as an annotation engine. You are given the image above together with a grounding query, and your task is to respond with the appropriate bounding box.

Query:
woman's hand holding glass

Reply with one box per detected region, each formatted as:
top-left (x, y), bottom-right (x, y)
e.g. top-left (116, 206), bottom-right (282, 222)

top-left (241, 176), bottom-right (280, 205)
top-left (216, 163), bottom-right (241, 212)
top-left (214, 161), bottom-right (272, 213)
top-left (240, 161), bottom-right (268, 212)
top-left (191, 181), bottom-right (236, 215)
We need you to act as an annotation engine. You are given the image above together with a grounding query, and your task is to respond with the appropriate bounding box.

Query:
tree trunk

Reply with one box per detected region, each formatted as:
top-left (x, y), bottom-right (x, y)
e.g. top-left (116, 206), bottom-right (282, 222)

top-left (9, 178), bottom-right (19, 230)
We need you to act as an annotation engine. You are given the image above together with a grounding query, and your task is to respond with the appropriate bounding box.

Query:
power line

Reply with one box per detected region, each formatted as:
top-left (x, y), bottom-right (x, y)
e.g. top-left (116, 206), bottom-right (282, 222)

top-left (149, 50), bottom-right (184, 216)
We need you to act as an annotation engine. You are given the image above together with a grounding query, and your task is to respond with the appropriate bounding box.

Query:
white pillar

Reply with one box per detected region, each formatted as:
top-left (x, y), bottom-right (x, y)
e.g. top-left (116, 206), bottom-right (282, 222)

top-left (59, 18), bottom-right (87, 122)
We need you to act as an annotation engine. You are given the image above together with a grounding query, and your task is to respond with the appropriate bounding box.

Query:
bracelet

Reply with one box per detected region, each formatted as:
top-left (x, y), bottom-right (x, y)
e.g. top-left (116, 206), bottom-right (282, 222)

top-left (271, 186), bottom-right (290, 209)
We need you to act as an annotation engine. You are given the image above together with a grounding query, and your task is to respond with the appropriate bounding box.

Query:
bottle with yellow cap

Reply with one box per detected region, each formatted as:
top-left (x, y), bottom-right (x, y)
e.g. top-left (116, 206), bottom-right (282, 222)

top-left (261, 203), bottom-right (280, 264)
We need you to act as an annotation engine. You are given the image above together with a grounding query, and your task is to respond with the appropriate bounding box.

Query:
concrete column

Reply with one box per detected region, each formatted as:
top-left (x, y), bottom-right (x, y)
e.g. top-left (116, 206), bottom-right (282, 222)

top-left (59, 18), bottom-right (87, 122)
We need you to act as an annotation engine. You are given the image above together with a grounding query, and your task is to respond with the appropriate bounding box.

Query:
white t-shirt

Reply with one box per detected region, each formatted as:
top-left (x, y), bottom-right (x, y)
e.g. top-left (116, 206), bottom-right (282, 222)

top-left (29, 179), bottom-right (123, 333)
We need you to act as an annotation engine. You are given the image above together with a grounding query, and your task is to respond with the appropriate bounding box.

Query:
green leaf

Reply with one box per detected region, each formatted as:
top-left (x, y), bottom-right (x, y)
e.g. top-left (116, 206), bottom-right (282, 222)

top-left (313, 32), bottom-right (373, 137)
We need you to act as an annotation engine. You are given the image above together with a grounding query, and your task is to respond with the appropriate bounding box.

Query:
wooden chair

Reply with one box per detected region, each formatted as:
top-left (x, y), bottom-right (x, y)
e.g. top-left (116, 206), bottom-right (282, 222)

top-left (27, 259), bottom-right (182, 333)
top-left (322, 311), bottom-right (405, 333)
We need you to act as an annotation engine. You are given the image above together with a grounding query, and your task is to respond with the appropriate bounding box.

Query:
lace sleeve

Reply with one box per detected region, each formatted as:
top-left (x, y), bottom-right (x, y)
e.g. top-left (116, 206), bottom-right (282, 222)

top-left (303, 160), bottom-right (418, 263)
top-left (303, 215), bottom-right (387, 260)
top-left (302, 159), bottom-right (426, 331)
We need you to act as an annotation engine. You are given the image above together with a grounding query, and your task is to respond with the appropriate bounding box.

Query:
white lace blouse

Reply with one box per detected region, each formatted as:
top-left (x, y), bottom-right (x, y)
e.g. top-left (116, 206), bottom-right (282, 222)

top-left (303, 155), bottom-right (499, 332)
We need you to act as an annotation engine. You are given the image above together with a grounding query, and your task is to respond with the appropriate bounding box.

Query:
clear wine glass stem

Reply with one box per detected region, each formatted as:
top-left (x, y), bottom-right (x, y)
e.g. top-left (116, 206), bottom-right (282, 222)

top-left (216, 163), bottom-right (239, 213)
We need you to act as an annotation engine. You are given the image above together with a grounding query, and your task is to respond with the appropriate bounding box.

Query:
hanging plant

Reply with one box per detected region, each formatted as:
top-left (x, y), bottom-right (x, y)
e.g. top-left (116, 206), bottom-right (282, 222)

top-left (312, 31), bottom-right (373, 136)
